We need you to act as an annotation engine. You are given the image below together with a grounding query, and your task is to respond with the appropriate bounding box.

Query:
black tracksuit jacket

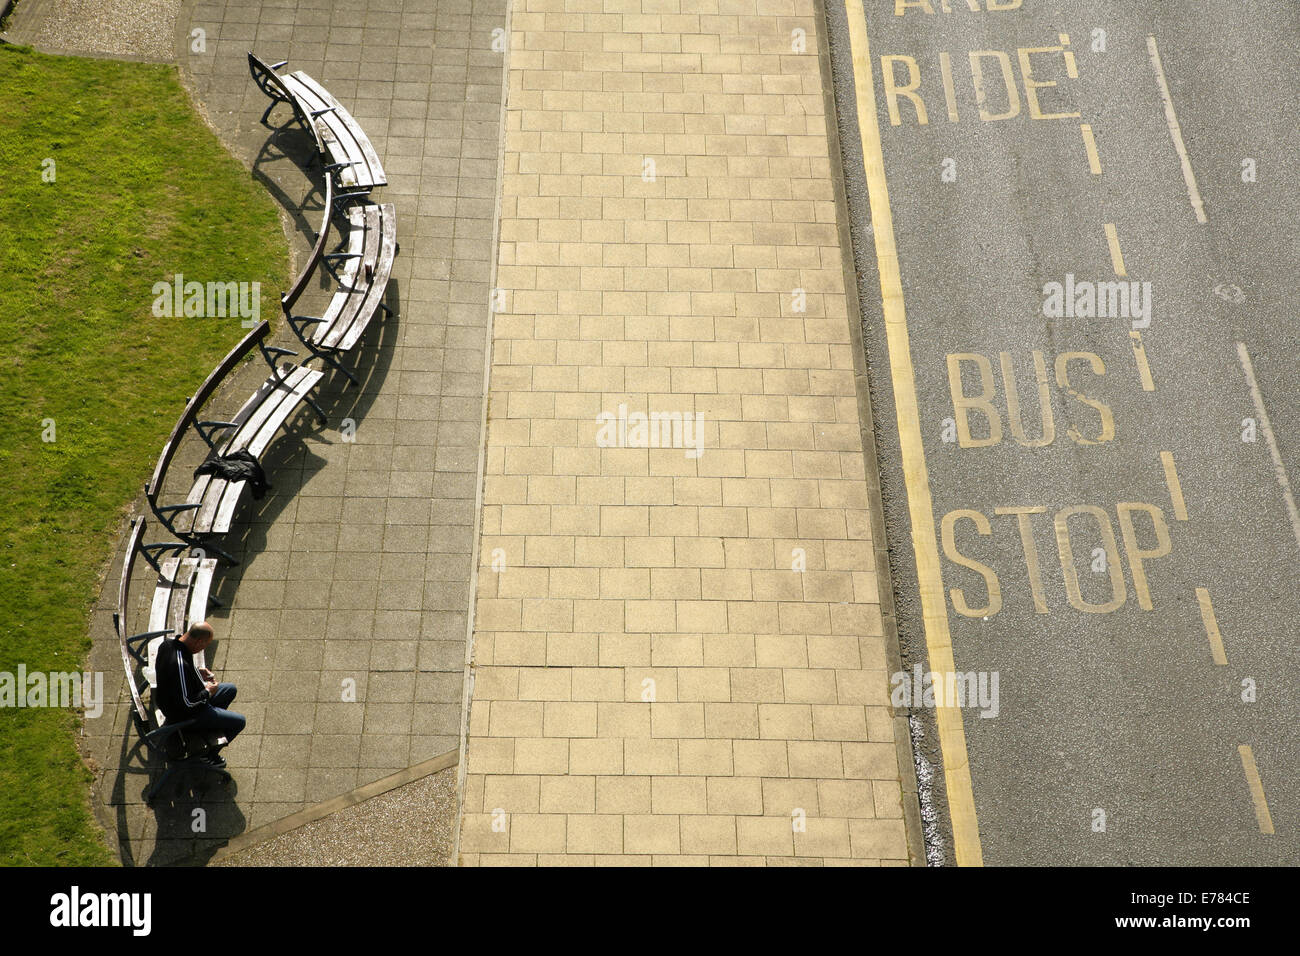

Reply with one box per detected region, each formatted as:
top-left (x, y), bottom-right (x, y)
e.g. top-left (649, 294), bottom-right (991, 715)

top-left (154, 637), bottom-right (209, 722)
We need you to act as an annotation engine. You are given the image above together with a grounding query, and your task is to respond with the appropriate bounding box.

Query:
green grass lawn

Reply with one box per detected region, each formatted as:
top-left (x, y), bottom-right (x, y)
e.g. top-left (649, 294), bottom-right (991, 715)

top-left (0, 44), bottom-right (289, 864)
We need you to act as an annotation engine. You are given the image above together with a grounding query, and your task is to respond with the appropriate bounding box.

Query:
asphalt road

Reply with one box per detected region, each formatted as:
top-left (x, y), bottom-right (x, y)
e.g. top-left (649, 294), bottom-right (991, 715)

top-left (825, 0), bottom-right (1299, 865)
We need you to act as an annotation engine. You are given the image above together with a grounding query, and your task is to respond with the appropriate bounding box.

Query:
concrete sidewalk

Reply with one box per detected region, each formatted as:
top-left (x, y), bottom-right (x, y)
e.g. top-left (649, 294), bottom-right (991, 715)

top-left (456, 0), bottom-right (917, 865)
top-left (28, 0), bottom-right (920, 865)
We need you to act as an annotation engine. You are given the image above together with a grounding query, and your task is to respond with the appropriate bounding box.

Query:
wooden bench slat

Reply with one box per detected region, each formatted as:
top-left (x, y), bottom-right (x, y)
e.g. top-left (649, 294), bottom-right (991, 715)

top-left (149, 560), bottom-right (185, 637)
top-left (314, 202), bottom-right (396, 353)
top-left (341, 202), bottom-right (397, 350)
top-left (150, 557), bottom-right (217, 639)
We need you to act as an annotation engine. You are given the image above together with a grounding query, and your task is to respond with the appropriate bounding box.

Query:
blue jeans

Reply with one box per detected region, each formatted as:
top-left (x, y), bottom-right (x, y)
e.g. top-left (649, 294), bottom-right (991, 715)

top-left (192, 683), bottom-right (246, 746)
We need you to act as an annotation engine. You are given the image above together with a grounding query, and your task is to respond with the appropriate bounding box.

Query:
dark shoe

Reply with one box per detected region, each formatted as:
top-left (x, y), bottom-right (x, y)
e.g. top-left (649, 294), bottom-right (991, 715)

top-left (203, 754), bottom-right (227, 769)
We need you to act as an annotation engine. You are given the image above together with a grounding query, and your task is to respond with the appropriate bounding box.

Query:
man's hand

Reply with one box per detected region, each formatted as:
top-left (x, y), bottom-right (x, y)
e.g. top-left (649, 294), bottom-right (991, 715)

top-left (204, 681), bottom-right (219, 695)
top-left (198, 667), bottom-right (214, 681)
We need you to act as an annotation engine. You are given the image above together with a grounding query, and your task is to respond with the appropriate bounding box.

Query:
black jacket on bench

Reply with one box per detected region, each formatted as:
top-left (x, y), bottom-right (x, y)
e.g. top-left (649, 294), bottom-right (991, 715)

top-left (155, 637), bottom-right (210, 723)
top-left (194, 447), bottom-right (271, 500)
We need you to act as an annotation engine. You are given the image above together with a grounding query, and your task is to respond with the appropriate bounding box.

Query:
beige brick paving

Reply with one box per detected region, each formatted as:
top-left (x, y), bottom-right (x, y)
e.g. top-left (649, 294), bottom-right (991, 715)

top-left (458, 0), bottom-right (910, 865)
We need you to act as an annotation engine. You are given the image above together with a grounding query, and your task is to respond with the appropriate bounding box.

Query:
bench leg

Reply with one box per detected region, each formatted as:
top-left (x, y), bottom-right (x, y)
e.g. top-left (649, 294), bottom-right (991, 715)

top-left (302, 388), bottom-right (330, 425)
top-left (316, 348), bottom-right (360, 389)
top-left (179, 534), bottom-right (239, 567)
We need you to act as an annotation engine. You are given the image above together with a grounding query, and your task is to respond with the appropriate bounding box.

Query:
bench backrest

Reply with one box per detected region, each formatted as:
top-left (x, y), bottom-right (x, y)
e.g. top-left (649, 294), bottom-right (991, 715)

top-left (247, 52), bottom-right (325, 156)
top-left (114, 516), bottom-right (150, 722)
top-left (247, 51), bottom-right (291, 101)
top-left (116, 516), bottom-right (144, 634)
top-left (144, 320), bottom-right (271, 510)
top-left (281, 172), bottom-right (335, 313)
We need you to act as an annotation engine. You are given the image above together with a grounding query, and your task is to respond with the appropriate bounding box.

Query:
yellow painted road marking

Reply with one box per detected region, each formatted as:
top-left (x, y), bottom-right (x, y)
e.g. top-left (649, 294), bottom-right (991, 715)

top-left (1161, 451), bottom-right (1188, 519)
top-left (1129, 331), bottom-right (1155, 391)
top-left (1195, 588), bottom-right (1228, 666)
top-left (1237, 342), bottom-right (1300, 552)
top-left (1080, 123), bottom-right (1102, 174)
top-left (845, 0), bottom-right (983, 867)
top-left (939, 51), bottom-right (960, 122)
top-left (1238, 745), bottom-right (1275, 834)
top-left (1147, 36), bottom-right (1208, 224)
top-left (1104, 223), bottom-right (1127, 276)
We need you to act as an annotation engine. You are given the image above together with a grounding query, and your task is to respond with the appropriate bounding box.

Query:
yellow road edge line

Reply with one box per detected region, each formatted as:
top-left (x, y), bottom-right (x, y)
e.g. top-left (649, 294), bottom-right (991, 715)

top-left (1104, 223), bottom-right (1127, 277)
top-left (1146, 35), bottom-right (1208, 224)
top-left (1237, 341), bottom-right (1300, 553)
top-left (1080, 123), bottom-right (1102, 174)
top-left (1129, 331), bottom-right (1155, 391)
top-left (1160, 451), bottom-right (1188, 520)
top-left (1195, 587), bottom-right (1228, 666)
top-left (1238, 745), bottom-right (1275, 834)
top-left (844, 0), bottom-right (983, 867)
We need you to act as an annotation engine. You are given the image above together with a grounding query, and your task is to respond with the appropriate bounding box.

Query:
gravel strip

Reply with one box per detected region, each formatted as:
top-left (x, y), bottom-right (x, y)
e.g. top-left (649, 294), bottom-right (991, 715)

top-left (33, 0), bottom-right (178, 60)
top-left (214, 767), bottom-right (457, 867)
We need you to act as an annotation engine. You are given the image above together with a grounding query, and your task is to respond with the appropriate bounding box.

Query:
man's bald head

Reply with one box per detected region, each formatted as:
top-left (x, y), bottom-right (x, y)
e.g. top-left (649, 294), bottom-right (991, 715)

top-left (182, 620), bottom-right (215, 650)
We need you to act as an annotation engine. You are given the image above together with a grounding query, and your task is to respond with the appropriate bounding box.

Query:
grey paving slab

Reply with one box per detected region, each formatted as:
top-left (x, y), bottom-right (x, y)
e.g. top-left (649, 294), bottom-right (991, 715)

top-left (83, 0), bottom-right (505, 865)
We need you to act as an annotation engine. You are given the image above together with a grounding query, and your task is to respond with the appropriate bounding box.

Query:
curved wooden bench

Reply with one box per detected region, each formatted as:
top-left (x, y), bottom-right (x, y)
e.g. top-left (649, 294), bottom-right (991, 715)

top-left (116, 523), bottom-right (231, 803)
top-left (286, 199), bottom-right (396, 384)
top-left (247, 51), bottom-right (386, 192)
top-left (281, 70), bottom-right (386, 192)
top-left (144, 320), bottom-right (325, 563)
top-left (178, 361), bottom-right (324, 538)
top-left (114, 517), bottom-right (218, 726)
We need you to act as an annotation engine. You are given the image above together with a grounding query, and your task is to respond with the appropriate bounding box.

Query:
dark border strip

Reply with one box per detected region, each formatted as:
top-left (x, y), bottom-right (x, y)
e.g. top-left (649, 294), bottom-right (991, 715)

top-left (812, 0), bottom-right (926, 867)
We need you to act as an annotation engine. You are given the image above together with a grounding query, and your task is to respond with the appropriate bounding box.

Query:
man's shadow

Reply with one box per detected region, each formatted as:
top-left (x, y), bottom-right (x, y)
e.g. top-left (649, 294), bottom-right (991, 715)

top-left (110, 712), bottom-right (247, 867)
top-left (145, 771), bottom-right (247, 867)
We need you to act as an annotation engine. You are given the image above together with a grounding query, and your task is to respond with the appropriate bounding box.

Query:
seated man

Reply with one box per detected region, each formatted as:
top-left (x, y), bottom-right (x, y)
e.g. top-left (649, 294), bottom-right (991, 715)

top-left (154, 621), bottom-right (245, 767)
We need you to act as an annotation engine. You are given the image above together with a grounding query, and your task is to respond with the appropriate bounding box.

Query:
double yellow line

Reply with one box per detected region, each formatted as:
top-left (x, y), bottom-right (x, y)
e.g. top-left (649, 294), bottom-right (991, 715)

top-left (844, 0), bottom-right (983, 865)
